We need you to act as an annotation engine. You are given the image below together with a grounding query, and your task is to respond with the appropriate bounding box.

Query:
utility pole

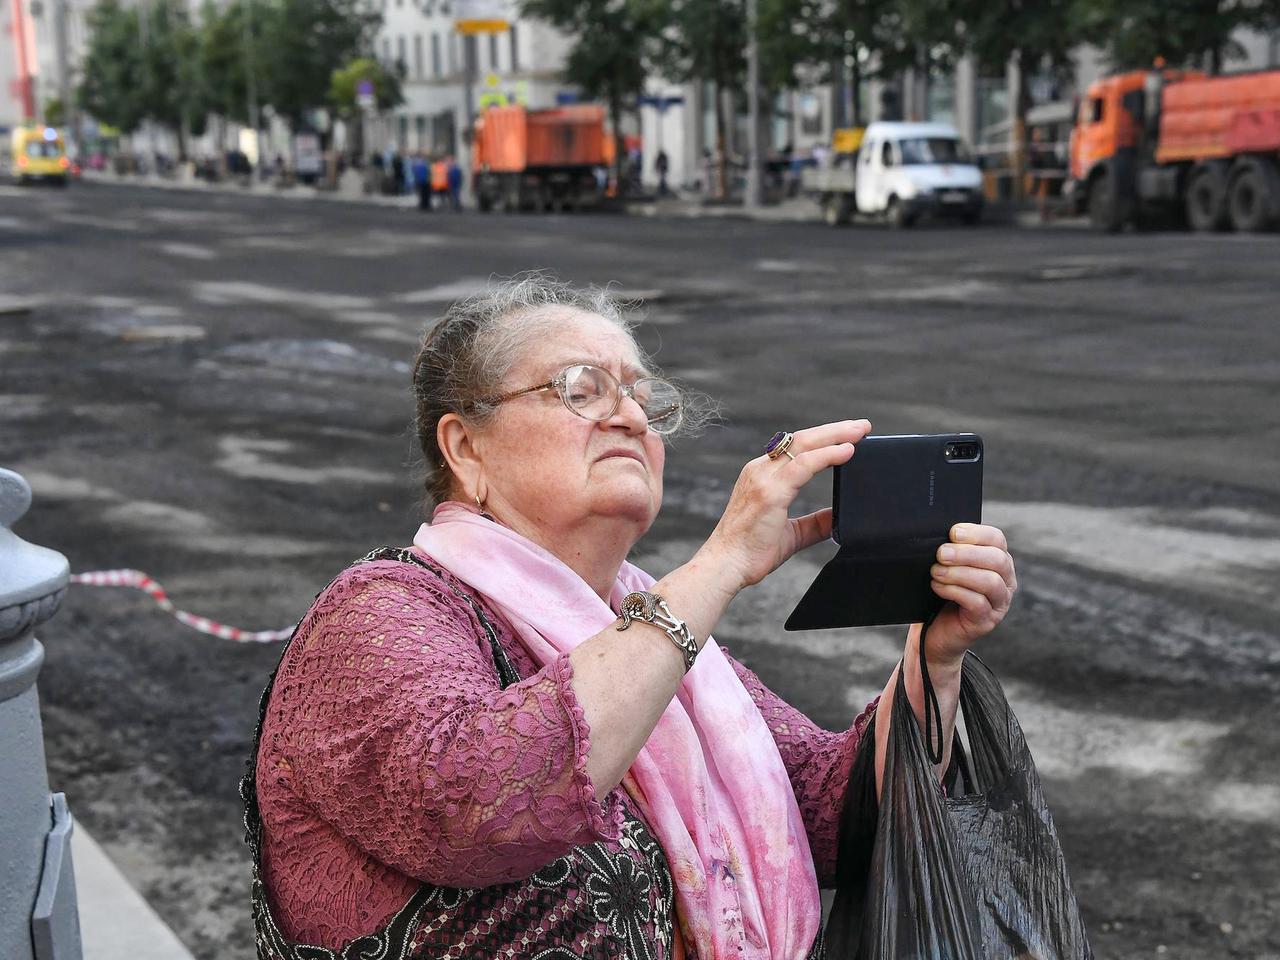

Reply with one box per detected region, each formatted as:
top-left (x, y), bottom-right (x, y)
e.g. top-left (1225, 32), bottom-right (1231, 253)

top-left (463, 32), bottom-right (476, 158)
top-left (137, 0), bottom-right (158, 165)
top-left (53, 0), bottom-right (73, 151)
top-left (242, 0), bottom-right (263, 172)
top-left (743, 0), bottom-right (763, 208)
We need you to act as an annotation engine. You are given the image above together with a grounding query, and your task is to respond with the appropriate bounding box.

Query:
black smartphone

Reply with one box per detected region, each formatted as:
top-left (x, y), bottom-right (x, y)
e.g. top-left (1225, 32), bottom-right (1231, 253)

top-left (785, 433), bottom-right (984, 630)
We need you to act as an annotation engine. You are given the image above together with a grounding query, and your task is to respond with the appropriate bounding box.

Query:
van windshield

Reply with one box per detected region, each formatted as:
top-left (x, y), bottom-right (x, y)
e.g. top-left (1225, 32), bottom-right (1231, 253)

top-left (26, 141), bottom-right (62, 158)
top-left (898, 137), bottom-right (970, 165)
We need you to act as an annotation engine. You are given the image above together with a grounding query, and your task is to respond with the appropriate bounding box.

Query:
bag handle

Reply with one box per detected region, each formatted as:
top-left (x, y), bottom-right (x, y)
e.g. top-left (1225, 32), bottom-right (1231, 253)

top-left (917, 608), bottom-right (947, 765)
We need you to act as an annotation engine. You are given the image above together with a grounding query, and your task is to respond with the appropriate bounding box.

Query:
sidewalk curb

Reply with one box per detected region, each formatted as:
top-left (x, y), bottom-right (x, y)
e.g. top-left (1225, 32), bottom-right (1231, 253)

top-left (77, 174), bottom-right (1092, 229)
top-left (80, 171), bottom-right (419, 211)
top-left (72, 825), bottom-right (197, 960)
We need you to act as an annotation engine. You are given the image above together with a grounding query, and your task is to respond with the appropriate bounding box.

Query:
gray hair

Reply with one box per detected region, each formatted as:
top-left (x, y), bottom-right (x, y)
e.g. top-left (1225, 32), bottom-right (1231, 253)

top-left (412, 272), bottom-right (715, 507)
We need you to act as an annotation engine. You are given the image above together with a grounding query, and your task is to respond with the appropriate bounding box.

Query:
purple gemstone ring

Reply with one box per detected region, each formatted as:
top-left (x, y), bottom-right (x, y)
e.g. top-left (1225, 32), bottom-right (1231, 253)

top-left (764, 430), bottom-right (796, 461)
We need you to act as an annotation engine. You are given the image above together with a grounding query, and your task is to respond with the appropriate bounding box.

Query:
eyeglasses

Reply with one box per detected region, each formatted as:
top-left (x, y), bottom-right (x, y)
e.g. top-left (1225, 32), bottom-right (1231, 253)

top-left (488, 363), bottom-right (684, 435)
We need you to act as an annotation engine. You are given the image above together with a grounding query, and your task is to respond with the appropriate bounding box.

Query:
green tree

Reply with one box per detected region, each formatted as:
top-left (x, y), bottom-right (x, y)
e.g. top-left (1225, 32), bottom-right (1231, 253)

top-left (260, 0), bottom-right (381, 132)
top-left (78, 0), bottom-right (147, 134)
top-left (519, 0), bottom-right (659, 195)
top-left (329, 56), bottom-right (404, 161)
top-left (651, 0), bottom-right (747, 197)
top-left (43, 97), bottom-right (66, 126)
top-left (1076, 0), bottom-right (1280, 73)
top-left (757, 0), bottom-right (961, 129)
top-left (198, 0), bottom-right (267, 128)
top-left (145, 0), bottom-right (209, 149)
top-left (756, 0), bottom-right (850, 125)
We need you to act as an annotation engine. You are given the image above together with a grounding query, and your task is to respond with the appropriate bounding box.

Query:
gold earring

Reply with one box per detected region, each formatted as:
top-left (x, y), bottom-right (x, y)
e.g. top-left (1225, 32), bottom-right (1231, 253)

top-left (474, 492), bottom-right (484, 509)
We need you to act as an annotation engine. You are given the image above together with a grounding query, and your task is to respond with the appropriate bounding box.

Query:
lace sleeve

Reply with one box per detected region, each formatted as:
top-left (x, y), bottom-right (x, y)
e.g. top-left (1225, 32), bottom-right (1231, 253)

top-left (265, 561), bottom-right (624, 888)
top-left (722, 648), bottom-right (879, 888)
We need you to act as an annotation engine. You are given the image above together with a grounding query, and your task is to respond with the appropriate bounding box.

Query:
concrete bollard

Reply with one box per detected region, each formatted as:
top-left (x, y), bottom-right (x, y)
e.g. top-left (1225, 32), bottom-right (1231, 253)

top-left (0, 468), bottom-right (83, 960)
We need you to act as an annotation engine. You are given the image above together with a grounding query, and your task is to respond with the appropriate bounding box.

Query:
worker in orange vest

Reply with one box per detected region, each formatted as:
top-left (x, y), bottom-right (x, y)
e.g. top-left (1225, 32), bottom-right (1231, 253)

top-left (430, 158), bottom-right (449, 208)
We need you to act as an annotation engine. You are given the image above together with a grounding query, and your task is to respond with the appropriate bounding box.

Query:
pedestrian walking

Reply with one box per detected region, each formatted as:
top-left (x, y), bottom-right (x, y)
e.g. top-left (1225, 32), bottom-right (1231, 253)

top-left (430, 156), bottom-right (449, 208)
top-left (412, 153), bottom-right (431, 211)
top-left (446, 156), bottom-right (463, 211)
top-left (391, 152), bottom-right (406, 196)
top-left (655, 148), bottom-right (670, 196)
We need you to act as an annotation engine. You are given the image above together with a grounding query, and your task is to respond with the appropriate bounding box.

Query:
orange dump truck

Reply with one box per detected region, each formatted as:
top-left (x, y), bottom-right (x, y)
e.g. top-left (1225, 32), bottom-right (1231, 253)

top-left (472, 104), bottom-right (609, 212)
top-left (1067, 68), bottom-right (1280, 231)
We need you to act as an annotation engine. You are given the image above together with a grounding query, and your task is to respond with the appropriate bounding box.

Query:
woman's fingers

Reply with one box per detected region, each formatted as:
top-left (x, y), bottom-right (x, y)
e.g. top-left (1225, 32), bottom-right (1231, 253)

top-left (789, 507), bottom-right (833, 552)
top-left (951, 522), bottom-right (1008, 552)
top-left (931, 580), bottom-right (1002, 630)
top-left (936, 542), bottom-right (1017, 590)
top-left (786, 419), bottom-right (872, 459)
top-left (930, 563), bottom-right (1012, 615)
top-left (788, 442), bottom-right (856, 483)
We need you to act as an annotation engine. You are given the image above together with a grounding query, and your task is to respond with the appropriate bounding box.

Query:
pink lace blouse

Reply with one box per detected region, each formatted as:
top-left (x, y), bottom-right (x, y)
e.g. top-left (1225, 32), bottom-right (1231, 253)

top-left (255, 556), bottom-right (878, 952)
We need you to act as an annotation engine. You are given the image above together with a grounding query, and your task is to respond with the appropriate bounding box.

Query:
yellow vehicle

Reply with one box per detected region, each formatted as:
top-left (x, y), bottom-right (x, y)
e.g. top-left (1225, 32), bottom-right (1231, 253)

top-left (11, 126), bottom-right (70, 186)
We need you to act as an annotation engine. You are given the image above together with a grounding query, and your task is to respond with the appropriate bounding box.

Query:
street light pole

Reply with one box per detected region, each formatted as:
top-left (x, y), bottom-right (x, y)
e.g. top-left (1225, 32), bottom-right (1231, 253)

top-left (53, 0), bottom-right (73, 150)
top-left (242, 0), bottom-right (263, 173)
top-left (744, 0), bottom-right (762, 208)
top-left (137, 0), bottom-right (158, 165)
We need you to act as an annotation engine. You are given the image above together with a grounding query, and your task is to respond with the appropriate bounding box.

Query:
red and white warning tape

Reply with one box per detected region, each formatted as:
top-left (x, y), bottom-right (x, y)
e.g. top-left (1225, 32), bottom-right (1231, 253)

top-left (70, 570), bottom-right (295, 642)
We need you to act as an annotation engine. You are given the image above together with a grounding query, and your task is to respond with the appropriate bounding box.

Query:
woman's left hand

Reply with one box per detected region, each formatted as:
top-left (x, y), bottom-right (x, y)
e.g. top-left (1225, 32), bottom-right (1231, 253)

top-left (925, 523), bottom-right (1017, 666)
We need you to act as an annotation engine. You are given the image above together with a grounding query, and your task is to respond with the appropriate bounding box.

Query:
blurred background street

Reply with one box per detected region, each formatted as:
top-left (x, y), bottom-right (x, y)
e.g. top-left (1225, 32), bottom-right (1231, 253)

top-left (2, 180), bottom-right (1278, 958)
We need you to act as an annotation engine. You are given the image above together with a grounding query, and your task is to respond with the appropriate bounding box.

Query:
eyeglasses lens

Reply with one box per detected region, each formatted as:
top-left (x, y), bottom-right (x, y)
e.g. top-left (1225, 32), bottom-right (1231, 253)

top-left (636, 378), bottom-right (682, 433)
top-left (563, 365), bottom-right (615, 419)
top-left (563, 365), bottom-right (683, 433)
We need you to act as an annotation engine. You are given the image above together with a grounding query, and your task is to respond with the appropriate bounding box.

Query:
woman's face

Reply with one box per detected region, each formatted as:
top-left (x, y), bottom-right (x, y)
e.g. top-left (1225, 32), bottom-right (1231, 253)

top-left (476, 309), bottom-right (666, 541)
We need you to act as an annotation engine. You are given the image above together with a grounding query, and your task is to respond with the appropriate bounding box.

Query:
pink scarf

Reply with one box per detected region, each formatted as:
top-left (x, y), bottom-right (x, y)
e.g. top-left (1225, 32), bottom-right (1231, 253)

top-left (413, 501), bottom-right (821, 959)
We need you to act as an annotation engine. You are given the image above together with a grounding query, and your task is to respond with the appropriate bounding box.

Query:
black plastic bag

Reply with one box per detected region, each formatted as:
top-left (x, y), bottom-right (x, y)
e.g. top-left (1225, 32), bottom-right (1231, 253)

top-left (825, 654), bottom-right (1093, 959)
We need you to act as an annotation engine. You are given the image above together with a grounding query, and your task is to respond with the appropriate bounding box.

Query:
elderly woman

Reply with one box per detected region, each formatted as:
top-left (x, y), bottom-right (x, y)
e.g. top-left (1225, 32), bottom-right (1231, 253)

top-left (243, 276), bottom-right (1017, 959)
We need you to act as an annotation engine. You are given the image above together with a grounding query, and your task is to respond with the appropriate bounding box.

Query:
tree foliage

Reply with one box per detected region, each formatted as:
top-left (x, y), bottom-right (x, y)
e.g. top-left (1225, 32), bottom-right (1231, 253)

top-left (261, 0), bottom-right (381, 130)
top-left (142, 0), bottom-right (206, 144)
top-left (197, 0), bottom-right (270, 128)
top-left (329, 56), bottom-right (404, 116)
top-left (78, 0), bottom-right (147, 133)
top-left (79, 0), bottom-right (381, 144)
top-left (1075, 0), bottom-right (1280, 73)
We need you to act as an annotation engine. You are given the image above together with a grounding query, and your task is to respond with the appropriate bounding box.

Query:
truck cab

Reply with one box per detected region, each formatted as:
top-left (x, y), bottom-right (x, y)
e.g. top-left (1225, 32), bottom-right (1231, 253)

top-left (855, 122), bottom-right (983, 226)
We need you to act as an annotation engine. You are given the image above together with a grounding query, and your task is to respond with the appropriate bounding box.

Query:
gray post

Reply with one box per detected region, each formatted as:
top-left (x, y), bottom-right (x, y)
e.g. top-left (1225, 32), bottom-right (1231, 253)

top-left (0, 469), bottom-right (82, 960)
top-left (743, 0), bottom-right (763, 209)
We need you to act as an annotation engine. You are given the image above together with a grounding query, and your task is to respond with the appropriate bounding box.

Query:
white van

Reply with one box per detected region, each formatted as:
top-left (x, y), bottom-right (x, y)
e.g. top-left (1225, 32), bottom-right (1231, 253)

top-left (805, 121), bottom-right (983, 227)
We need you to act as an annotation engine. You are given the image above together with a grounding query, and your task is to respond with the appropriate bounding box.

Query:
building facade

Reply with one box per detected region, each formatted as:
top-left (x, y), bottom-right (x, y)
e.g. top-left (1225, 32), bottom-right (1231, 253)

top-left (365, 1), bottom-right (577, 162)
top-left (1, 0), bottom-right (97, 134)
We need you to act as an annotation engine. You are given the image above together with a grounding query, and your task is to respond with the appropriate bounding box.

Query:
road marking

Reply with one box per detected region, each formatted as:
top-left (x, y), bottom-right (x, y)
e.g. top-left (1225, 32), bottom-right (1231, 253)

top-left (193, 280), bottom-right (375, 311)
top-left (863, 278), bottom-right (998, 301)
top-left (215, 435), bottom-right (396, 486)
top-left (988, 500), bottom-right (1280, 604)
top-left (393, 278), bottom-right (491, 303)
top-left (157, 242), bottom-right (217, 260)
top-left (17, 468), bottom-right (332, 557)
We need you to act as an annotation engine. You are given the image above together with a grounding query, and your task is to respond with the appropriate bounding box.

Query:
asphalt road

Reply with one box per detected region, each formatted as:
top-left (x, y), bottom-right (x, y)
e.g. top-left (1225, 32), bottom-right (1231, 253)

top-left (3, 181), bottom-right (1278, 960)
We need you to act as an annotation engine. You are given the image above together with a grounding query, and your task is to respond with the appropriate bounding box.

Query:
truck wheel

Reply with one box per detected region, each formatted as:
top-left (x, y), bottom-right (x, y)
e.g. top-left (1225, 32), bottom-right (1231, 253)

top-left (1088, 170), bottom-right (1124, 232)
top-left (1228, 158), bottom-right (1279, 232)
top-left (886, 197), bottom-right (913, 228)
top-left (1185, 163), bottom-right (1231, 232)
top-left (823, 195), bottom-right (852, 226)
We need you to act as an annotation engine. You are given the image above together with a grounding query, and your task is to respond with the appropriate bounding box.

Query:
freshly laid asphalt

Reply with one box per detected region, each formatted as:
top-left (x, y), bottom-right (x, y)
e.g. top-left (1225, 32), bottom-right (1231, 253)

top-left (2, 180), bottom-right (1277, 959)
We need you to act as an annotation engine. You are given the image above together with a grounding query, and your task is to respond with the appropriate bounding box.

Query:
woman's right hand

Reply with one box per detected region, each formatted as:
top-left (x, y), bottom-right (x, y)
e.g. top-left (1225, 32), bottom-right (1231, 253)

top-left (702, 419), bottom-right (872, 592)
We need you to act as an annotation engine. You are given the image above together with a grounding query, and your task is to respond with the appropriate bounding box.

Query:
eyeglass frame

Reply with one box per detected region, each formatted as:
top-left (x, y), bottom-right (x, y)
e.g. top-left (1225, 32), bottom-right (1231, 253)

top-left (485, 363), bottom-right (683, 432)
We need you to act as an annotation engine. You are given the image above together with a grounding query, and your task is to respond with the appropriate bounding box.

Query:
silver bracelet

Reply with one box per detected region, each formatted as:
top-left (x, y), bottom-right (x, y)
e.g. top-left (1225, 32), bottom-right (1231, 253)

top-left (616, 591), bottom-right (699, 672)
